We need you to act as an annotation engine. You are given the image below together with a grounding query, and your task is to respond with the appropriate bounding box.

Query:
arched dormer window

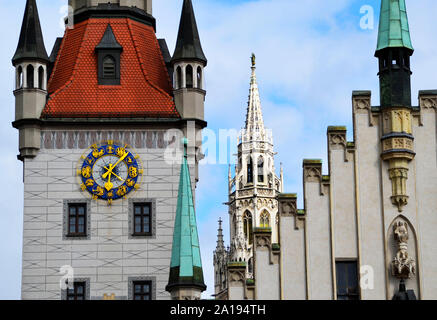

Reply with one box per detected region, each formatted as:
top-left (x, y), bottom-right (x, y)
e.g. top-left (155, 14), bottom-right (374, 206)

top-left (247, 156), bottom-right (253, 184)
top-left (27, 65), bottom-right (34, 89)
top-left (243, 211), bottom-right (253, 245)
top-left (258, 156), bottom-right (264, 183)
top-left (260, 211), bottom-right (270, 228)
top-left (186, 65), bottom-right (193, 88)
top-left (95, 24), bottom-right (122, 85)
top-left (38, 66), bottom-right (44, 90)
top-left (196, 66), bottom-right (202, 89)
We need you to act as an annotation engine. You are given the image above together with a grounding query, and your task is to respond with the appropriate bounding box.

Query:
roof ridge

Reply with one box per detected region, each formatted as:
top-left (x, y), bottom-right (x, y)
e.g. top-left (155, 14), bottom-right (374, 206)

top-left (127, 19), bottom-right (178, 106)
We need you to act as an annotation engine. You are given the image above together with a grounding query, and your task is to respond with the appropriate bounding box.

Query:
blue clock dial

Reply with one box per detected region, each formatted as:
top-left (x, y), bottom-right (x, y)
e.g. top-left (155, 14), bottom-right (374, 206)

top-left (79, 142), bottom-right (141, 204)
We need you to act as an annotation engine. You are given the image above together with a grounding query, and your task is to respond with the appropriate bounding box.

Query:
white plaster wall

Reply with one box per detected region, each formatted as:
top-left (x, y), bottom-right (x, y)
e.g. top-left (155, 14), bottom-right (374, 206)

top-left (354, 112), bottom-right (386, 299)
top-left (255, 249), bottom-right (280, 300)
top-left (21, 133), bottom-right (193, 300)
top-left (413, 109), bottom-right (437, 299)
top-left (280, 215), bottom-right (306, 300)
top-left (304, 182), bottom-right (333, 300)
top-left (330, 147), bottom-right (358, 259)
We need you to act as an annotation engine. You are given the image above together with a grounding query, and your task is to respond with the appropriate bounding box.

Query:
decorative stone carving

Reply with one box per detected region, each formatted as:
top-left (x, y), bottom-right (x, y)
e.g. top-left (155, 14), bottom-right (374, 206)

top-left (230, 270), bottom-right (245, 283)
top-left (389, 167), bottom-right (409, 212)
top-left (304, 167), bottom-right (322, 183)
top-left (382, 137), bottom-right (414, 152)
top-left (329, 133), bottom-right (346, 147)
top-left (278, 199), bottom-right (297, 217)
top-left (391, 221), bottom-right (416, 279)
top-left (353, 94), bottom-right (374, 126)
top-left (255, 235), bottom-right (271, 249)
top-left (381, 107), bottom-right (415, 212)
top-left (383, 110), bottom-right (412, 135)
top-left (354, 97), bottom-right (370, 111)
top-left (420, 97), bottom-right (437, 109)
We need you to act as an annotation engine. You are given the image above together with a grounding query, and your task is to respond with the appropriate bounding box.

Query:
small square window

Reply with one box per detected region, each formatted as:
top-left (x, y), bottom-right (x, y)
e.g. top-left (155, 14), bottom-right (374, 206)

top-left (67, 203), bottom-right (87, 237)
top-left (132, 281), bottom-right (152, 300)
top-left (133, 203), bottom-right (152, 236)
top-left (66, 282), bottom-right (86, 301)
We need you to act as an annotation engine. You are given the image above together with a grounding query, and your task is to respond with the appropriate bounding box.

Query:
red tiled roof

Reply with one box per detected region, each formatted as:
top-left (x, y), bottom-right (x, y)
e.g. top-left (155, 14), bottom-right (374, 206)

top-left (43, 18), bottom-right (179, 119)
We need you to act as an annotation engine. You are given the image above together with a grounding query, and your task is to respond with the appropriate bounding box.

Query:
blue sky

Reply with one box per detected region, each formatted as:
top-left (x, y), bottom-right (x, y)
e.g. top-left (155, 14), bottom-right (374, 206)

top-left (0, 0), bottom-right (436, 300)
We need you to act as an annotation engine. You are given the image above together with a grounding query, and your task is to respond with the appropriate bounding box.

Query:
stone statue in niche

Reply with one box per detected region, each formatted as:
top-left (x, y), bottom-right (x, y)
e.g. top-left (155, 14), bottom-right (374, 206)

top-left (391, 221), bottom-right (416, 279)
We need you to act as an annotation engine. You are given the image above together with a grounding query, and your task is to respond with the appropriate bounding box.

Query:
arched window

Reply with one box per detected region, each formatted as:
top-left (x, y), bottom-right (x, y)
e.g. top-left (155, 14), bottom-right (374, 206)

top-left (186, 65), bottom-right (193, 88)
top-left (260, 211), bottom-right (270, 228)
top-left (17, 66), bottom-right (23, 89)
top-left (103, 55), bottom-right (116, 79)
top-left (196, 66), bottom-right (202, 89)
top-left (248, 258), bottom-right (254, 275)
top-left (176, 66), bottom-right (182, 89)
top-left (243, 211), bottom-right (253, 245)
top-left (27, 65), bottom-right (34, 89)
top-left (247, 156), bottom-right (253, 184)
top-left (258, 156), bottom-right (264, 183)
top-left (38, 66), bottom-right (44, 90)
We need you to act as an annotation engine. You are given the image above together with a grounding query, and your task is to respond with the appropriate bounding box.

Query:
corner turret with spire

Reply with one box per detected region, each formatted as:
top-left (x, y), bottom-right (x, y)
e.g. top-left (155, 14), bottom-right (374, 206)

top-left (12, 0), bottom-right (49, 160)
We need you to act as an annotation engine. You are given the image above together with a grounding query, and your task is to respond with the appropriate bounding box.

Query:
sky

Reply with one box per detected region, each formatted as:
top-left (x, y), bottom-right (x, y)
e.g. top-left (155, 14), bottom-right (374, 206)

top-left (0, 0), bottom-right (436, 300)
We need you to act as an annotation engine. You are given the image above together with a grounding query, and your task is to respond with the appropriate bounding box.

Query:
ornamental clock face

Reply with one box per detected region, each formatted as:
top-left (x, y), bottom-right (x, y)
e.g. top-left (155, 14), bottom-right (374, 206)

top-left (78, 141), bottom-right (142, 205)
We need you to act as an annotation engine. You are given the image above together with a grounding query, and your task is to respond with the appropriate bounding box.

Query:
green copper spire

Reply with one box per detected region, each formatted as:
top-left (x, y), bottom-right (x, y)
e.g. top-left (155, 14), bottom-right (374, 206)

top-left (166, 139), bottom-right (206, 293)
top-left (376, 0), bottom-right (413, 52)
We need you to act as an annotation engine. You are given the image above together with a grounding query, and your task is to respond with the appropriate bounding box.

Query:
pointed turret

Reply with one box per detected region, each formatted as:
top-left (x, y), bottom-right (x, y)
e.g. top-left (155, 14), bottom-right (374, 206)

top-left (172, 0), bottom-right (206, 65)
top-left (12, 0), bottom-right (48, 161)
top-left (166, 139), bottom-right (206, 300)
top-left (12, 0), bottom-right (48, 66)
top-left (375, 0), bottom-right (413, 108)
top-left (171, 0), bottom-right (207, 187)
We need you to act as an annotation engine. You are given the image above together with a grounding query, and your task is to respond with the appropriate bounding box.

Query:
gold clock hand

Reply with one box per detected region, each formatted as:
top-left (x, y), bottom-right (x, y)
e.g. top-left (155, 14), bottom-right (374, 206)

top-left (103, 152), bottom-right (128, 179)
top-left (104, 166), bottom-right (124, 181)
top-left (104, 172), bottom-right (113, 192)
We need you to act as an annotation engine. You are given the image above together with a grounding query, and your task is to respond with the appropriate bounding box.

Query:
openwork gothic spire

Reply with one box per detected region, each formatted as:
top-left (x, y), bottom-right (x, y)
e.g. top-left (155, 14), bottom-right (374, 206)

top-left (243, 54), bottom-right (268, 142)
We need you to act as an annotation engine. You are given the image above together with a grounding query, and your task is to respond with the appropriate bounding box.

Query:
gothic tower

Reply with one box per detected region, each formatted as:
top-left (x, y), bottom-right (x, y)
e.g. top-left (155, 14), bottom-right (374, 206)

top-left (220, 55), bottom-right (283, 281)
top-left (376, 0), bottom-right (415, 212)
top-left (13, 0), bottom-right (207, 300)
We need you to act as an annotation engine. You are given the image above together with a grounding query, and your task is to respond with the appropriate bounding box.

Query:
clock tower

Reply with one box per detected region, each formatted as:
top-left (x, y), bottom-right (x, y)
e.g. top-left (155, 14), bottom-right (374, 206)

top-left (13, 0), bottom-right (206, 300)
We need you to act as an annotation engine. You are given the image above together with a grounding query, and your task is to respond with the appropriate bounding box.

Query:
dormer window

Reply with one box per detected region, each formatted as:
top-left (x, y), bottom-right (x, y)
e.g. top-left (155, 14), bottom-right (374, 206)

top-left (103, 55), bottom-right (116, 79)
top-left (95, 24), bottom-right (122, 85)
